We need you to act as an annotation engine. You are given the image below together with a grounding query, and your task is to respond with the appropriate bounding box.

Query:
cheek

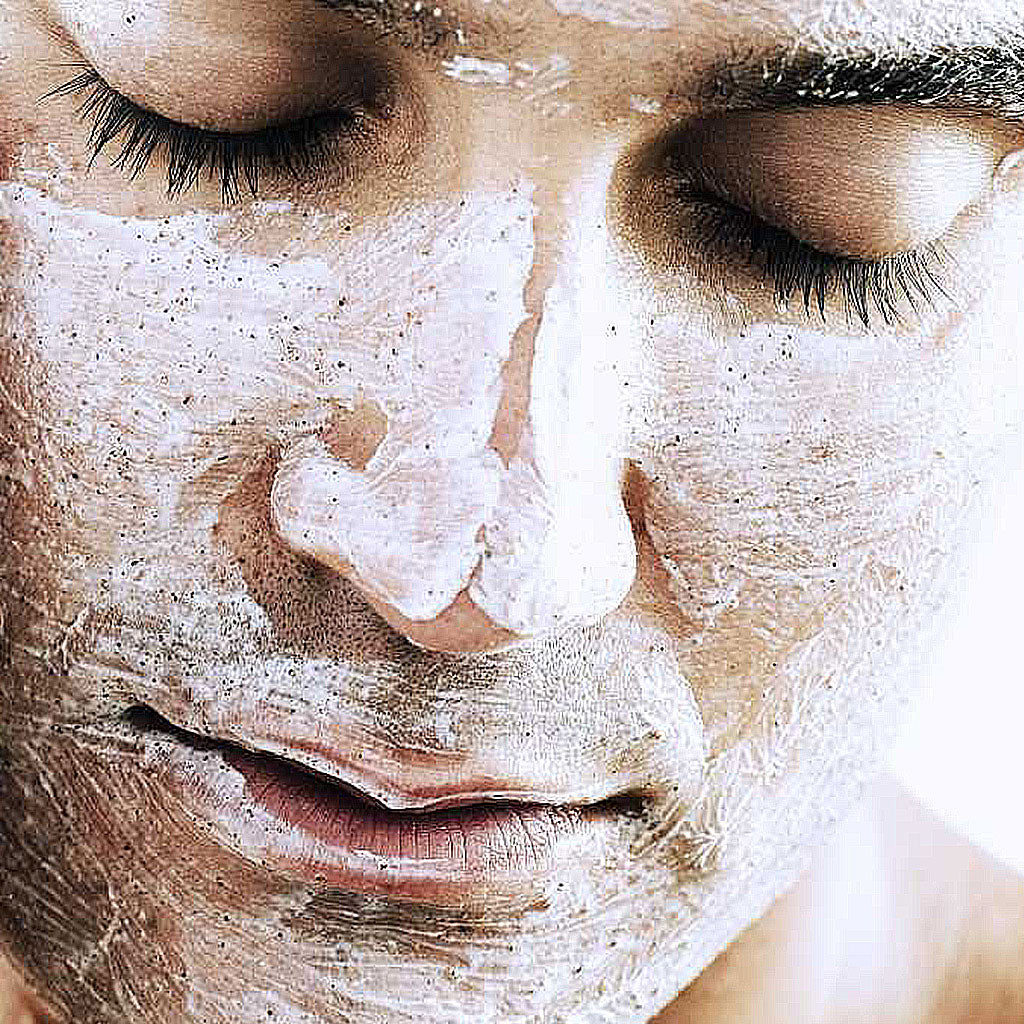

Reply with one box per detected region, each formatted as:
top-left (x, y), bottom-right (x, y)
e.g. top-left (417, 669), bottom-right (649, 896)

top-left (632, 320), bottom-right (952, 570)
top-left (624, 312), bottom-right (1012, 742)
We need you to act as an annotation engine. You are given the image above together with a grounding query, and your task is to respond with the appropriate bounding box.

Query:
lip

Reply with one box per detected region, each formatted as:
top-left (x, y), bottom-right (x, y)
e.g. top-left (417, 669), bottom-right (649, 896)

top-left (124, 706), bottom-right (641, 904)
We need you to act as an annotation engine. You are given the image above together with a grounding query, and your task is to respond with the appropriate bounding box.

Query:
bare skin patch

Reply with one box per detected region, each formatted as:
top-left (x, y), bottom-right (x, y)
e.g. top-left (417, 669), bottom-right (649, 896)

top-left (319, 394), bottom-right (389, 471)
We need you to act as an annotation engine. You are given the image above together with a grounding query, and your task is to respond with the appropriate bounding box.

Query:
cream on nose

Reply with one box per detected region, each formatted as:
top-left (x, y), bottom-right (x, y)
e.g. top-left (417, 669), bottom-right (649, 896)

top-left (270, 409), bottom-right (637, 653)
top-left (270, 425), bottom-right (636, 653)
top-left (270, 167), bottom-right (638, 653)
top-left (269, 427), bottom-right (512, 651)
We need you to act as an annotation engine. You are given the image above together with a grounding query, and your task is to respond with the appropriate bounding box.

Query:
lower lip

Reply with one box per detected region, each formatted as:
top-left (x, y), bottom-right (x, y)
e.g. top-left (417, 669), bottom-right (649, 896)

top-left (153, 731), bottom-right (615, 904)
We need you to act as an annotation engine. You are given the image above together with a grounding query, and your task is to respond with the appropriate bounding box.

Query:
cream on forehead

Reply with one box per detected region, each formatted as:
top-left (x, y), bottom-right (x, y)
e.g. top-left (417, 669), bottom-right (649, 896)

top-left (538, 0), bottom-right (1022, 44)
top-left (547, 0), bottom-right (672, 30)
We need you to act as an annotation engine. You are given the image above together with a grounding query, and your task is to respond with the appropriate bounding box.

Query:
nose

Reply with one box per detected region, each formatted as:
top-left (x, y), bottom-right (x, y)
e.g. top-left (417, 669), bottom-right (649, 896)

top-left (270, 160), bottom-right (638, 653)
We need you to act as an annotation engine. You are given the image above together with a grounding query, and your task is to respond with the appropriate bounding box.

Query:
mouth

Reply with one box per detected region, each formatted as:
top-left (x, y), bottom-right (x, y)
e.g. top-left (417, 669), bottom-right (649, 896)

top-left (123, 705), bottom-right (644, 905)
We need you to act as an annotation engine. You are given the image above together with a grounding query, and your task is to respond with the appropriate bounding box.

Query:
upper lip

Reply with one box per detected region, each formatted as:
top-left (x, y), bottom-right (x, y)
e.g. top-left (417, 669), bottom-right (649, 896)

top-left (124, 703), bottom-right (642, 814)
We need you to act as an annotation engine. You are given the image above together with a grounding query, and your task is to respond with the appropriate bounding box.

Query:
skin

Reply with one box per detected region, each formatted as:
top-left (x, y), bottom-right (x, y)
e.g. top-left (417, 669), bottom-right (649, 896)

top-left (1, 0), bottom-right (1023, 1021)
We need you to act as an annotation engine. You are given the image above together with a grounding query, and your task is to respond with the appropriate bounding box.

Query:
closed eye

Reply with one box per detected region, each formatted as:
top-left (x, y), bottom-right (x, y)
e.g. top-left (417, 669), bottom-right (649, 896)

top-left (681, 185), bottom-right (952, 327)
top-left (613, 103), bottom-right (1021, 329)
top-left (40, 64), bottom-right (366, 202)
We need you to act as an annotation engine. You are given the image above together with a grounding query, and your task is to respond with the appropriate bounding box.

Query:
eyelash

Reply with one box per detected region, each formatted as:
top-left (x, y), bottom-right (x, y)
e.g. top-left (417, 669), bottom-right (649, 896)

top-left (42, 65), bottom-right (354, 202)
top-left (682, 185), bottom-right (952, 328)
top-left (44, 65), bottom-right (952, 329)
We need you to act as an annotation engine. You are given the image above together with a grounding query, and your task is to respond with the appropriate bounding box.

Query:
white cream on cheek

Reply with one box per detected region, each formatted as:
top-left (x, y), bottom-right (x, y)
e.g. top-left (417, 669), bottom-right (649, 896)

top-left (0, 182), bottom-right (524, 604)
top-left (623, 274), bottom-right (1024, 684)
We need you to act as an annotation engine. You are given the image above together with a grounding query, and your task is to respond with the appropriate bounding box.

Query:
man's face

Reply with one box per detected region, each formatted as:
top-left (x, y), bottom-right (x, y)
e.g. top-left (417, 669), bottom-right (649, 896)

top-left (2, 0), bottom-right (1023, 1020)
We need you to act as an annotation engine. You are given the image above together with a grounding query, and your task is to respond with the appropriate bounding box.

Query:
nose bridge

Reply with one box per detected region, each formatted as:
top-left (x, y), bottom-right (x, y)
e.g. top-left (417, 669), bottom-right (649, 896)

top-left (487, 134), bottom-right (613, 467)
top-left (513, 146), bottom-right (636, 475)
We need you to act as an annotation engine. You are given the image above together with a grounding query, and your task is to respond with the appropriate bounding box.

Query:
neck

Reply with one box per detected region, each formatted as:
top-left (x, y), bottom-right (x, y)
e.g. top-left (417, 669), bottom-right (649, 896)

top-left (653, 776), bottom-right (1024, 1024)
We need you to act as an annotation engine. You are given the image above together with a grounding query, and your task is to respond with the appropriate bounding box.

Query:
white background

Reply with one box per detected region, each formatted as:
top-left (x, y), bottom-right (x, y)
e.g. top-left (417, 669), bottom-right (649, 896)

top-left (889, 476), bottom-right (1024, 872)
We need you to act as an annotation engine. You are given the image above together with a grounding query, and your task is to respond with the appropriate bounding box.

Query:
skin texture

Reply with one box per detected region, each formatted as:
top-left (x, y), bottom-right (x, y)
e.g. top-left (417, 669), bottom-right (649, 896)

top-left (1, 0), bottom-right (1024, 1021)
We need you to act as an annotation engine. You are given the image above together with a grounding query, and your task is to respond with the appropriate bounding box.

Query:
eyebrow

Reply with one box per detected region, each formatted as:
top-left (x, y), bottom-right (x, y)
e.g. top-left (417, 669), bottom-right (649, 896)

top-left (707, 43), bottom-right (1024, 121)
top-left (309, 0), bottom-right (1024, 122)
top-left (312, 0), bottom-right (470, 57)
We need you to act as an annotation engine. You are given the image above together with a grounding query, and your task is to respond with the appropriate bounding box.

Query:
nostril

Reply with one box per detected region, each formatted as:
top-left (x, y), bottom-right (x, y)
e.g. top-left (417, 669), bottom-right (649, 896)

top-left (319, 393), bottom-right (388, 470)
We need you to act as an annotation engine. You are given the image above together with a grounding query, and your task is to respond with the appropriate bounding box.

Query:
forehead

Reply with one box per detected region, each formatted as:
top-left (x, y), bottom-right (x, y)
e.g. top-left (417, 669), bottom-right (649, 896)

top-left (45, 0), bottom-right (1024, 57)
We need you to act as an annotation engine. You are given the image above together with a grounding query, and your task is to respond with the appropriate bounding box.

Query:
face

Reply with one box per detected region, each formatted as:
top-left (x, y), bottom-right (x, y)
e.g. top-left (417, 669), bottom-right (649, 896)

top-left (2, 0), bottom-right (1023, 1020)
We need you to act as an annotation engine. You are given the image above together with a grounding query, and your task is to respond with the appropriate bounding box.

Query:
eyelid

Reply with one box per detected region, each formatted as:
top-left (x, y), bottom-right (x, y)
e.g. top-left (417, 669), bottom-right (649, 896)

top-left (684, 190), bottom-right (953, 327)
top-left (43, 0), bottom-right (397, 132)
top-left (672, 105), bottom-right (1017, 258)
top-left (608, 108), bottom-right (992, 329)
